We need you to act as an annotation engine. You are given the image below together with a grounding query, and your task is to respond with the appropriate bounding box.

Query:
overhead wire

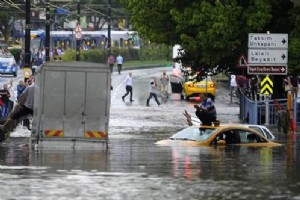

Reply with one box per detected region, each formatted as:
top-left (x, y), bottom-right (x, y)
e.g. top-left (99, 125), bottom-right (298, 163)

top-left (4, 0), bottom-right (24, 12)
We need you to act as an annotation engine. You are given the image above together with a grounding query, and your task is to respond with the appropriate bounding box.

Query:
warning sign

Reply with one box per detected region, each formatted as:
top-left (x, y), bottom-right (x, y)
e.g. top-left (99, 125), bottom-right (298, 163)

top-left (75, 25), bottom-right (82, 39)
top-left (23, 68), bottom-right (31, 78)
top-left (260, 76), bottom-right (273, 95)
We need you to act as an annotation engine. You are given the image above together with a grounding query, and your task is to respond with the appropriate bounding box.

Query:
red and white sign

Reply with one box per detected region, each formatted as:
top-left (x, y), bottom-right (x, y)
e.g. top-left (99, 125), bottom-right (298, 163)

top-left (75, 25), bottom-right (82, 39)
top-left (247, 65), bottom-right (287, 75)
top-left (237, 54), bottom-right (248, 67)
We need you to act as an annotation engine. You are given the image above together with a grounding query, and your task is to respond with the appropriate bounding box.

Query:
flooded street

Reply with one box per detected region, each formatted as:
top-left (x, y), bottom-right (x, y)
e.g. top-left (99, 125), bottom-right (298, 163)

top-left (1, 67), bottom-right (300, 199)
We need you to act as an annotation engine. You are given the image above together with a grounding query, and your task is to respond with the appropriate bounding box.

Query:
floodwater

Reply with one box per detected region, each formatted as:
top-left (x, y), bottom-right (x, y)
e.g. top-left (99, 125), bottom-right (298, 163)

top-left (1, 67), bottom-right (300, 199)
top-left (1, 134), bottom-right (300, 199)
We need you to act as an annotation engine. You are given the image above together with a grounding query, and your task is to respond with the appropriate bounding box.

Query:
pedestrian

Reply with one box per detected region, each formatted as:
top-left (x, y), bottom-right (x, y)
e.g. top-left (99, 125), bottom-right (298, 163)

top-left (116, 54), bottom-right (123, 74)
top-left (107, 54), bottom-right (115, 73)
top-left (0, 84), bottom-right (11, 118)
top-left (53, 47), bottom-right (58, 61)
top-left (19, 48), bottom-right (25, 69)
top-left (7, 79), bottom-right (16, 113)
top-left (31, 57), bottom-right (38, 75)
top-left (17, 80), bottom-right (26, 102)
top-left (194, 93), bottom-right (217, 126)
top-left (250, 75), bottom-right (259, 100)
top-left (160, 71), bottom-right (169, 98)
top-left (230, 74), bottom-right (238, 97)
top-left (122, 72), bottom-right (134, 102)
top-left (0, 77), bottom-right (35, 130)
top-left (146, 78), bottom-right (161, 107)
top-left (289, 75), bottom-right (299, 98)
top-left (283, 76), bottom-right (292, 98)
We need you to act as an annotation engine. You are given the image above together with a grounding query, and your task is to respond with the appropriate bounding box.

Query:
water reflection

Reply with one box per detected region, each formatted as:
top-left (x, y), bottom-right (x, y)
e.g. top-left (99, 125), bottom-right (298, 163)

top-left (0, 135), bottom-right (300, 199)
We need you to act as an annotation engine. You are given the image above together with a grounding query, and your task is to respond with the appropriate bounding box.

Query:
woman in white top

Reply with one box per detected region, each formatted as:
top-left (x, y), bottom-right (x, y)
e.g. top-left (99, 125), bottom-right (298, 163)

top-left (230, 74), bottom-right (238, 97)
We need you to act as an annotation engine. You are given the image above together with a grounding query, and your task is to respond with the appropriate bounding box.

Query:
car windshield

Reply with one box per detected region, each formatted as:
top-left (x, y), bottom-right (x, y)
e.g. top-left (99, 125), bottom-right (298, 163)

top-left (170, 127), bottom-right (217, 141)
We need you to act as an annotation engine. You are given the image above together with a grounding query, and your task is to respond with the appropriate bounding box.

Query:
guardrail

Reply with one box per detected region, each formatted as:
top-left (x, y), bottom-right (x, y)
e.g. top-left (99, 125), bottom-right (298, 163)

top-left (239, 92), bottom-right (299, 125)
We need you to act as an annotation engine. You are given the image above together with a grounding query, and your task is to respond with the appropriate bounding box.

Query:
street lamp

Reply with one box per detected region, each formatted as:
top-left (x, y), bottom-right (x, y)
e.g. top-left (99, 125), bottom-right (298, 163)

top-left (45, 0), bottom-right (50, 62)
top-left (107, 0), bottom-right (111, 56)
top-left (76, 0), bottom-right (81, 61)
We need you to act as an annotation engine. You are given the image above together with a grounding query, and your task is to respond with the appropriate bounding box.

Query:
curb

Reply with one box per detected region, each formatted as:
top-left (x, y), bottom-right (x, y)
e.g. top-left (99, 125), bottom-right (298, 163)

top-left (122, 64), bottom-right (172, 71)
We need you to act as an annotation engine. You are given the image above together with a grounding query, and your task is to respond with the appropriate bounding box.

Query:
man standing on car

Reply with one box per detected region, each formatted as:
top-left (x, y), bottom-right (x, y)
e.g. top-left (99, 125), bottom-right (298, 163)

top-left (194, 93), bottom-right (217, 126)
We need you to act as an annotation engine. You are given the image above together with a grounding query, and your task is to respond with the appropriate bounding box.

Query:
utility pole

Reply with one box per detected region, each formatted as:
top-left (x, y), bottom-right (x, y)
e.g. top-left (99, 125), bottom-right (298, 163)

top-left (76, 0), bottom-right (81, 61)
top-left (107, 0), bottom-right (111, 56)
top-left (45, 0), bottom-right (50, 62)
top-left (24, 0), bottom-right (31, 81)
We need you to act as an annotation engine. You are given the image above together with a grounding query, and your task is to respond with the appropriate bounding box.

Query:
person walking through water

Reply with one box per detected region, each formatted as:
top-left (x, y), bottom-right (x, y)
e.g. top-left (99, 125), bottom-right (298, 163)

top-left (107, 54), bottom-right (115, 73)
top-left (122, 72), bottom-right (134, 102)
top-left (0, 84), bottom-right (11, 118)
top-left (194, 93), bottom-right (217, 126)
top-left (146, 78), bottom-right (161, 107)
top-left (116, 54), bottom-right (123, 74)
top-left (0, 77), bottom-right (35, 130)
top-left (160, 71), bottom-right (169, 98)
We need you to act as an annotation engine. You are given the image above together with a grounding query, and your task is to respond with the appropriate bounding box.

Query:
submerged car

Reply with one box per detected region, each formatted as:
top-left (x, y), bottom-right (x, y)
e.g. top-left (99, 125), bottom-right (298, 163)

top-left (181, 76), bottom-right (216, 100)
top-left (190, 116), bottom-right (276, 141)
top-left (156, 125), bottom-right (281, 147)
top-left (0, 51), bottom-right (18, 77)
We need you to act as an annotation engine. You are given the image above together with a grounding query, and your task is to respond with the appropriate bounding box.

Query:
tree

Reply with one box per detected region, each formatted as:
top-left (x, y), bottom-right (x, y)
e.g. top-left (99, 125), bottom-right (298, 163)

top-left (287, 3), bottom-right (300, 75)
top-left (125, 0), bottom-right (273, 72)
top-left (0, 0), bottom-right (25, 44)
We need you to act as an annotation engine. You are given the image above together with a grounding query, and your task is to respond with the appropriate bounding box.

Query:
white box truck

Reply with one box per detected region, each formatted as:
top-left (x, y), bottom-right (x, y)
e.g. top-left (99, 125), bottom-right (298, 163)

top-left (31, 61), bottom-right (111, 149)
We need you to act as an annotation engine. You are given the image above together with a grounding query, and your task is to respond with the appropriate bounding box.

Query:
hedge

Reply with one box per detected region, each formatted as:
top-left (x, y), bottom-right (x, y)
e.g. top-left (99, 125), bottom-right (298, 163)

top-left (9, 44), bottom-right (172, 64)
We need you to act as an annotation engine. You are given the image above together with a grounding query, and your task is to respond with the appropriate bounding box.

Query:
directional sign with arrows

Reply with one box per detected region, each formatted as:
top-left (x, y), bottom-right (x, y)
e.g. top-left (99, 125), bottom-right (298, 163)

top-left (248, 49), bottom-right (288, 64)
top-left (248, 33), bottom-right (288, 49)
top-left (248, 65), bottom-right (287, 75)
top-left (248, 33), bottom-right (288, 75)
top-left (260, 76), bottom-right (273, 94)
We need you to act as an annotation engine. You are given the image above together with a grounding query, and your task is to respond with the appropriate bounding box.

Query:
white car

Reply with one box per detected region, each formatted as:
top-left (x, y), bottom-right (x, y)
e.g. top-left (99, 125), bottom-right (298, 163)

top-left (0, 51), bottom-right (18, 77)
top-left (244, 124), bottom-right (275, 141)
top-left (190, 116), bottom-right (275, 141)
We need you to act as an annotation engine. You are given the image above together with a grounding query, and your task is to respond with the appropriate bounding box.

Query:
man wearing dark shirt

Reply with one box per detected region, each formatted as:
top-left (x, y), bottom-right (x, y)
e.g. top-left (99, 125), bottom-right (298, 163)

top-left (290, 75), bottom-right (299, 98)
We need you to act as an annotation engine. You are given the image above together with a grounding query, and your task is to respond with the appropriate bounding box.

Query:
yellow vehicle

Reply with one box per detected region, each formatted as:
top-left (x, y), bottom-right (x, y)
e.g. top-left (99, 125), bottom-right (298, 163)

top-left (156, 125), bottom-right (281, 147)
top-left (181, 76), bottom-right (216, 100)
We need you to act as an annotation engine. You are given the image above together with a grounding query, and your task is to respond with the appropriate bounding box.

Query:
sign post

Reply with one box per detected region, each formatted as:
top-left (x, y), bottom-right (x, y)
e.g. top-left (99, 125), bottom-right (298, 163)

top-left (76, 0), bottom-right (81, 61)
top-left (248, 33), bottom-right (288, 125)
top-left (248, 33), bottom-right (288, 75)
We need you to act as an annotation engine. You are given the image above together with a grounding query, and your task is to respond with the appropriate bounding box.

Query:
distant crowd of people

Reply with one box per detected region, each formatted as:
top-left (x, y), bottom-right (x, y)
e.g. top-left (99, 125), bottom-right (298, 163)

top-left (19, 46), bottom-right (65, 73)
top-left (228, 74), bottom-right (299, 101)
top-left (0, 76), bottom-right (34, 130)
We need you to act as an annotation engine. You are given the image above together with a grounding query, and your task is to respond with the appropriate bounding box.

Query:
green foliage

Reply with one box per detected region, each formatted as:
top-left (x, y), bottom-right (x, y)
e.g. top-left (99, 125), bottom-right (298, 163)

top-left (81, 49), bottom-right (106, 63)
top-left (61, 49), bottom-right (76, 61)
top-left (60, 46), bottom-right (171, 63)
top-left (288, 38), bottom-right (300, 75)
top-left (9, 48), bottom-right (22, 63)
top-left (139, 45), bottom-right (172, 61)
top-left (126, 0), bottom-right (273, 71)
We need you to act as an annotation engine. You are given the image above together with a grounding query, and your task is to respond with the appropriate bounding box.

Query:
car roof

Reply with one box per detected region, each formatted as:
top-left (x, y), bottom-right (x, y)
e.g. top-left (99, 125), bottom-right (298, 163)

top-left (243, 124), bottom-right (269, 128)
top-left (196, 124), bottom-right (268, 132)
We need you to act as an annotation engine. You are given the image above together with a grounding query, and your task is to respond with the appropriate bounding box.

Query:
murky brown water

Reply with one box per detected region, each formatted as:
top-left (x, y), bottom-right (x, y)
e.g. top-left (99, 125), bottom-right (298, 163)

top-left (0, 133), bottom-right (300, 200)
top-left (1, 68), bottom-right (300, 199)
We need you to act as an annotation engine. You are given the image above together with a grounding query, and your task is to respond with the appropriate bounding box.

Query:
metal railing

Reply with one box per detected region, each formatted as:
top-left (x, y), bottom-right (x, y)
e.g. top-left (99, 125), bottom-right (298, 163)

top-left (239, 92), bottom-right (299, 125)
